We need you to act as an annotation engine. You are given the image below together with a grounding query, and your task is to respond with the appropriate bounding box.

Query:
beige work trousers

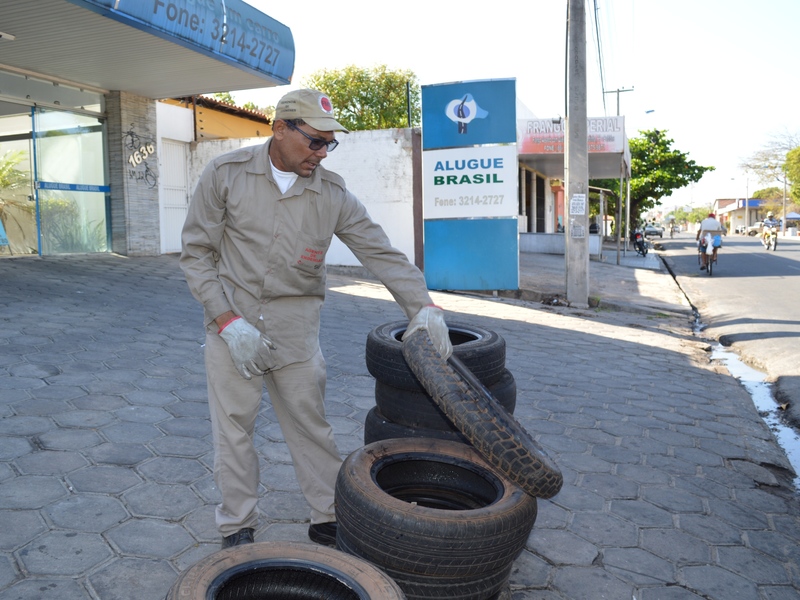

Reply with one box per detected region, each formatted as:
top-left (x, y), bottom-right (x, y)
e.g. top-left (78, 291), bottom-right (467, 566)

top-left (205, 331), bottom-right (342, 536)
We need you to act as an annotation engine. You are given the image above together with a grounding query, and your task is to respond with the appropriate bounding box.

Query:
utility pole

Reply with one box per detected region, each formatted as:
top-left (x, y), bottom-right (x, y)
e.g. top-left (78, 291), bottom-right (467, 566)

top-left (603, 87), bottom-right (633, 117)
top-left (565, 0), bottom-right (589, 307)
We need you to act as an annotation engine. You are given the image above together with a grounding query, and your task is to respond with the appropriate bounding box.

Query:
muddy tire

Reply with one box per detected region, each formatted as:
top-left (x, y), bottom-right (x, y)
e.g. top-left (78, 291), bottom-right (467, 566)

top-left (375, 368), bottom-right (517, 431)
top-left (335, 438), bottom-right (537, 584)
top-left (166, 541), bottom-right (406, 599)
top-left (366, 321), bottom-right (505, 392)
top-left (401, 330), bottom-right (563, 500)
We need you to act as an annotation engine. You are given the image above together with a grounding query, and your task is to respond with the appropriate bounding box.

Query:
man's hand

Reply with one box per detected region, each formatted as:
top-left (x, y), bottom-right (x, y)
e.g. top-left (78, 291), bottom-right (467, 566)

top-left (218, 316), bottom-right (276, 380)
top-left (403, 305), bottom-right (452, 360)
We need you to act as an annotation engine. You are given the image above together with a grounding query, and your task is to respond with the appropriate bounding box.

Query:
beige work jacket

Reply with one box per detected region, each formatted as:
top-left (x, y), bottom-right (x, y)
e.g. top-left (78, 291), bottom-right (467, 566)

top-left (180, 139), bottom-right (432, 368)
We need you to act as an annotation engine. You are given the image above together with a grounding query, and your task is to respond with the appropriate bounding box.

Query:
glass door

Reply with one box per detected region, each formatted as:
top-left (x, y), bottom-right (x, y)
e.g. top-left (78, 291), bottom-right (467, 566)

top-left (33, 108), bottom-right (109, 255)
top-left (0, 113), bottom-right (37, 256)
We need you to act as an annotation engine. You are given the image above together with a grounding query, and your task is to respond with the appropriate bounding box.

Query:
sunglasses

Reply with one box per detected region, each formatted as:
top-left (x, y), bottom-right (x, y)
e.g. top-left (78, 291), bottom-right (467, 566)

top-left (285, 120), bottom-right (339, 152)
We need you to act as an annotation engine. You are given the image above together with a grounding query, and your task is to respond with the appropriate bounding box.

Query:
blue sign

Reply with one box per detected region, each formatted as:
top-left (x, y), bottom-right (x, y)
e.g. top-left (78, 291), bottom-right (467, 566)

top-left (66, 0), bottom-right (295, 84)
top-left (422, 79), bottom-right (517, 150)
top-left (38, 181), bottom-right (111, 193)
top-left (424, 218), bottom-right (519, 290)
top-left (0, 218), bottom-right (8, 246)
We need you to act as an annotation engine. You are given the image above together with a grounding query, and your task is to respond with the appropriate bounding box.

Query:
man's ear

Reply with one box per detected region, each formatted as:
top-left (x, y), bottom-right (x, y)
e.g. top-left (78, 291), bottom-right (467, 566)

top-left (272, 120), bottom-right (287, 140)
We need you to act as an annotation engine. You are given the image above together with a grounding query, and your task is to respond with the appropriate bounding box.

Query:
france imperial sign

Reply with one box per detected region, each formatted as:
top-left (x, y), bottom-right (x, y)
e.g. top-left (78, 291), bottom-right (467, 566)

top-left (421, 79), bottom-right (519, 290)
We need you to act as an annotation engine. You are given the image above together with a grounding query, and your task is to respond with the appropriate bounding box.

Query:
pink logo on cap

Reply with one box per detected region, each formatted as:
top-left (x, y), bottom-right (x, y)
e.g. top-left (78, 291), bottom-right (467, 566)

top-left (319, 96), bottom-right (334, 114)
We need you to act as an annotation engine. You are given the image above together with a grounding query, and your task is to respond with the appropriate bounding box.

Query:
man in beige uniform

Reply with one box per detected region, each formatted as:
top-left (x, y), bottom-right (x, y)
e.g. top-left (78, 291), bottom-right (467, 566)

top-left (181, 89), bottom-right (452, 549)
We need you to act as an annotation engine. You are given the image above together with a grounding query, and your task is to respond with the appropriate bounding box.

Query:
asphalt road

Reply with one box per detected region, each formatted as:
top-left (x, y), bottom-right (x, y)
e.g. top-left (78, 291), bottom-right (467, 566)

top-left (657, 231), bottom-right (800, 428)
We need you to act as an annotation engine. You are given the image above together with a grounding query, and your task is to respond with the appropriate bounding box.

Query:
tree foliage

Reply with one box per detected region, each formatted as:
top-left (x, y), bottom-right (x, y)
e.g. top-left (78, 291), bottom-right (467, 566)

top-left (302, 65), bottom-right (420, 131)
top-left (590, 129), bottom-right (715, 225)
top-left (752, 186), bottom-right (783, 200)
top-left (786, 146), bottom-right (800, 203)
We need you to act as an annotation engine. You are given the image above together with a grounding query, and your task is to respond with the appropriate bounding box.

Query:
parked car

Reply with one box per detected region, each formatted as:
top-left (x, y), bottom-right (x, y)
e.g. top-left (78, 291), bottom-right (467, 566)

top-left (746, 221), bottom-right (764, 236)
top-left (644, 224), bottom-right (663, 238)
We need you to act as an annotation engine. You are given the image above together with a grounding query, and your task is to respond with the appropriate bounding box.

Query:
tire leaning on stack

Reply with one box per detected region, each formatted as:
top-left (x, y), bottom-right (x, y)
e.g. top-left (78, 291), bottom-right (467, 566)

top-left (364, 321), bottom-right (514, 444)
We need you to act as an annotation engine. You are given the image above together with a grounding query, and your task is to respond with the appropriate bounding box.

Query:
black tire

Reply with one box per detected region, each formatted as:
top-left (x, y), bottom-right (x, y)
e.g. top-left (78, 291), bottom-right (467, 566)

top-left (361, 562), bottom-right (513, 600)
top-left (364, 406), bottom-right (469, 445)
top-left (375, 368), bottom-right (517, 431)
top-left (366, 321), bottom-right (505, 392)
top-left (401, 331), bottom-right (563, 500)
top-left (335, 438), bottom-right (537, 583)
top-left (166, 541), bottom-right (406, 599)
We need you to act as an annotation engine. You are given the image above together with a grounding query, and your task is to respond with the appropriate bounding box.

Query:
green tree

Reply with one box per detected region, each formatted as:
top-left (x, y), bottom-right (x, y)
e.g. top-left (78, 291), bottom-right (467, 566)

top-left (211, 92), bottom-right (235, 104)
top-left (591, 129), bottom-right (714, 228)
top-left (741, 130), bottom-right (798, 198)
top-left (785, 145), bottom-right (800, 204)
top-left (752, 186), bottom-right (783, 200)
top-left (302, 65), bottom-right (420, 131)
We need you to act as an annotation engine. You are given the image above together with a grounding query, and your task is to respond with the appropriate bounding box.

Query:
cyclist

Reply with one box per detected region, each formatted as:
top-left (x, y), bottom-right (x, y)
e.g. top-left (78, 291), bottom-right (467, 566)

top-left (696, 212), bottom-right (723, 271)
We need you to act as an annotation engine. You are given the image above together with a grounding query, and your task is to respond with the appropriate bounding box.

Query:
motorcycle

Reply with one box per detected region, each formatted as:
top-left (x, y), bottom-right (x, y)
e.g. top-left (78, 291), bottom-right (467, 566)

top-left (762, 226), bottom-right (778, 251)
top-left (631, 229), bottom-right (648, 256)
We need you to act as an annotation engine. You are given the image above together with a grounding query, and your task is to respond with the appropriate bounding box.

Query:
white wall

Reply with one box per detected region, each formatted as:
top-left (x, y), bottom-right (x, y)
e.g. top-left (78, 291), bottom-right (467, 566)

top-left (185, 129), bottom-right (417, 268)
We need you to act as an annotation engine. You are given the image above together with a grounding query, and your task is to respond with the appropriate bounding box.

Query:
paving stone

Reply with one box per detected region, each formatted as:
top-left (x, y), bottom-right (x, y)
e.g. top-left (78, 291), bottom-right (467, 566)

top-left (157, 417), bottom-right (211, 438)
top-left (88, 557), bottom-right (178, 600)
top-left (609, 499), bottom-right (674, 528)
top-left (67, 465), bottom-right (142, 494)
top-left (46, 495), bottom-right (129, 532)
top-left (85, 442), bottom-right (154, 466)
top-left (0, 510), bottom-right (47, 551)
top-left (106, 520), bottom-right (193, 558)
top-left (526, 529), bottom-right (599, 566)
top-left (569, 512), bottom-right (639, 547)
top-left (639, 586), bottom-right (704, 599)
top-left (0, 416), bottom-right (53, 437)
top-left (551, 565), bottom-right (633, 599)
top-left (602, 547), bottom-right (675, 585)
top-left (681, 564), bottom-right (759, 599)
top-left (0, 437), bottom-right (33, 461)
top-left (0, 578), bottom-right (93, 600)
top-left (100, 422), bottom-right (163, 444)
top-left (13, 450), bottom-right (87, 475)
top-left (678, 515), bottom-right (743, 545)
top-left (17, 531), bottom-right (112, 575)
top-left (639, 528), bottom-right (711, 566)
top-left (0, 476), bottom-right (68, 509)
top-left (716, 546), bottom-right (791, 585)
top-left (123, 482), bottom-right (203, 519)
top-left (37, 428), bottom-right (104, 451)
top-left (148, 435), bottom-right (209, 458)
top-left (507, 548), bottom-right (552, 589)
top-left (137, 456), bottom-right (208, 484)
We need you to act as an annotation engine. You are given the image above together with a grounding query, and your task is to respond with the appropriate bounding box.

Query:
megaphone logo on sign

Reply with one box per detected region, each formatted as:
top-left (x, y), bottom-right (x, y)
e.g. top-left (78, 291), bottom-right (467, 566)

top-left (445, 94), bottom-right (488, 134)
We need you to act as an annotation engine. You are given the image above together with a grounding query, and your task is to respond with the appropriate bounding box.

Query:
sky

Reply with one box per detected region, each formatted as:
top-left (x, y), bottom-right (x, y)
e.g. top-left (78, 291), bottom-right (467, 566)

top-left (235, 0), bottom-right (800, 211)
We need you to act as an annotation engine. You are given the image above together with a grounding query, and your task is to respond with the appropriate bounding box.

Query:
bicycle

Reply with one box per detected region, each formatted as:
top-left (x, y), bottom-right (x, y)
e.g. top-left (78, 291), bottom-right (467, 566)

top-left (697, 230), bottom-right (722, 276)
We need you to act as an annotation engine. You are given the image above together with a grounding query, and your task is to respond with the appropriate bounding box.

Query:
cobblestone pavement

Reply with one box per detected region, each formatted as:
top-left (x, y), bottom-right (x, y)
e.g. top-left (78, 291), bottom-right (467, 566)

top-left (0, 253), bottom-right (798, 600)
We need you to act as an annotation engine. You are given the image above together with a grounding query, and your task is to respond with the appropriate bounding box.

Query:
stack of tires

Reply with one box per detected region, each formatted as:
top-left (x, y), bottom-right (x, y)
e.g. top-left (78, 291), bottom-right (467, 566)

top-left (363, 321), bottom-right (516, 445)
top-left (334, 321), bottom-right (563, 600)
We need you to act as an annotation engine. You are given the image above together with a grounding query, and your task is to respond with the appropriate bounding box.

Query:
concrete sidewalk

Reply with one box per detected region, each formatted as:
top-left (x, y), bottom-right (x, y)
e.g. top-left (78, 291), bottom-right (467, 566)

top-left (0, 252), bottom-right (798, 600)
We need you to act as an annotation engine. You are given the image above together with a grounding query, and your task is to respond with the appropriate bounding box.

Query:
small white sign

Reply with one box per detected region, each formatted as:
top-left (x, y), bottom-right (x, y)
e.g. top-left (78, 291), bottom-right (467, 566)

top-left (570, 194), bottom-right (586, 216)
top-left (571, 224), bottom-right (585, 238)
top-left (423, 145), bottom-right (519, 219)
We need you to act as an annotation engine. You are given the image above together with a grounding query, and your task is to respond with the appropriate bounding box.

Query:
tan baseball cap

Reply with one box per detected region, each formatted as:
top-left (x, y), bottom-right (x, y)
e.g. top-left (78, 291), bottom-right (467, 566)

top-left (275, 89), bottom-right (349, 133)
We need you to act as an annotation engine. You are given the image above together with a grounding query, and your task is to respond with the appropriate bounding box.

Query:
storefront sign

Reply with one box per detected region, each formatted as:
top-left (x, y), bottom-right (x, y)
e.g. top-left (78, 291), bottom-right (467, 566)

top-left (421, 79), bottom-right (519, 291)
top-left (67, 0), bottom-right (294, 83)
top-left (517, 116), bottom-right (625, 154)
top-left (422, 145), bottom-right (518, 219)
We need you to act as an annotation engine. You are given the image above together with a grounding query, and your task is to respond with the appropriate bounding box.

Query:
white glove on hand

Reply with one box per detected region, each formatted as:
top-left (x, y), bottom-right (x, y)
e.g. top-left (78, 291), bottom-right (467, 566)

top-left (218, 317), bottom-right (276, 380)
top-left (403, 305), bottom-right (453, 360)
